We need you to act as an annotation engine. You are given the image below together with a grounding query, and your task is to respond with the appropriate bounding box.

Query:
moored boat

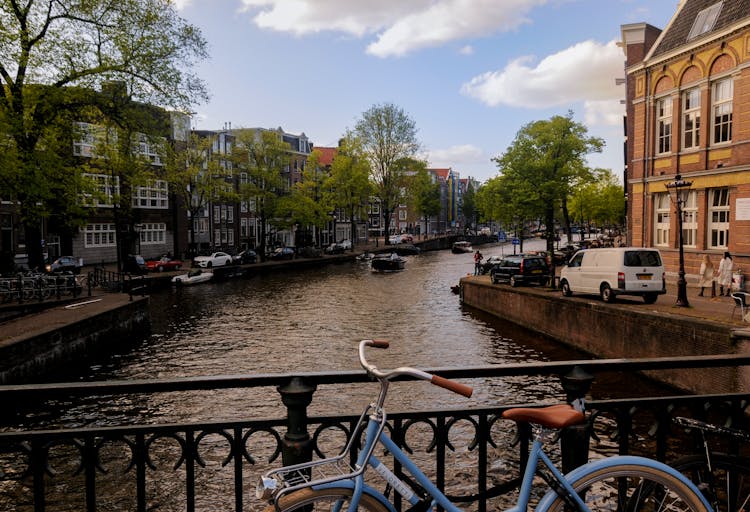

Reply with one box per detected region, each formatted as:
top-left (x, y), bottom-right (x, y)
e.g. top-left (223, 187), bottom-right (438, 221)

top-left (371, 253), bottom-right (406, 272)
top-left (451, 241), bottom-right (473, 253)
top-left (171, 269), bottom-right (213, 286)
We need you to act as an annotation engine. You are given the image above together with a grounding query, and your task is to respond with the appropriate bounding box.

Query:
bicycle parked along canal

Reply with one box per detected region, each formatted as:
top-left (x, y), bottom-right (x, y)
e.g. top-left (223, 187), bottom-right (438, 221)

top-left (670, 416), bottom-right (750, 512)
top-left (256, 339), bottom-right (712, 512)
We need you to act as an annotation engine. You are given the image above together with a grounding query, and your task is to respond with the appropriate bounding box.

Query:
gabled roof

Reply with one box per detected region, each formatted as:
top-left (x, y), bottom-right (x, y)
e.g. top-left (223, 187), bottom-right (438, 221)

top-left (649, 0), bottom-right (750, 59)
top-left (429, 168), bottom-right (451, 180)
top-left (314, 146), bottom-right (337, 166)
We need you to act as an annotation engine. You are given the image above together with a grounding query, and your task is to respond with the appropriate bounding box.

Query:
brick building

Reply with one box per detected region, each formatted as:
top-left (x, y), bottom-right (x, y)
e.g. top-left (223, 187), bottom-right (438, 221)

top-left (621, 0), bottom-right (750, 285)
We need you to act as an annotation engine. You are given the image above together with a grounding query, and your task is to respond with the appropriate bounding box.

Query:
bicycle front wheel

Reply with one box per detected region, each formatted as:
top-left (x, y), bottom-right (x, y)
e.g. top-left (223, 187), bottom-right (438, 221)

top-left (544, 462), bottom-right (709, 512)
top-left (263, 487), bottom-right (391, 512)
top-left (671, 453), bottom-right (750, 512)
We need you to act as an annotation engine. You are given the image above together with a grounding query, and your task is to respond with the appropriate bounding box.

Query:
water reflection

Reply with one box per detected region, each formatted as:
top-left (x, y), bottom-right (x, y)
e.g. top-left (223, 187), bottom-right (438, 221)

top-left (12, 242), bottom-right (668, 429)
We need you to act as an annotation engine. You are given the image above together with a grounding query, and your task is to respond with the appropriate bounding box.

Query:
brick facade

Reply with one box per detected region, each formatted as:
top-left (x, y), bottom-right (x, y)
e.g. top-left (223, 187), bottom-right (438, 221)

top-left (621, 2), bottom-right (750, 285)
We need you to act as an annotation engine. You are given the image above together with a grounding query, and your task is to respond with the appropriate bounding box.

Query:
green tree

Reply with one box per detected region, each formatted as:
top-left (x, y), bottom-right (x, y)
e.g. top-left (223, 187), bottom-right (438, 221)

top-left (493, 112), bottom-right (603, 253)
top-left (568, 169), bottom-right (625, 232)
top-left (165, 132), bottom-right (233, 257)
top-left (0, 0), bottom-right (208, 268)
top-left (409, 167), bottom-right (440, 239)
top-left (325, 134), bottom-right (373, 249)
top-left (232, 129), bottom-right (290, 261)
top-left (461, 181), bottom-right (478, 233)
top-left (354, 103), bottom-right (420, 244)
top-left (277, 149), bottom-right (332, 248)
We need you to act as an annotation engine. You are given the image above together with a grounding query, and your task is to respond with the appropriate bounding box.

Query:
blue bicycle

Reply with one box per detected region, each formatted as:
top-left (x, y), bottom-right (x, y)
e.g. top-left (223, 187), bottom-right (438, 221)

top-left (257, 340), bottom-right (711, 512)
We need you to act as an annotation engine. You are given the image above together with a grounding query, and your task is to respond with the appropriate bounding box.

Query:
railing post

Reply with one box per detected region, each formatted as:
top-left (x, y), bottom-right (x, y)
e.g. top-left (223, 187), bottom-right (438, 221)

top-left (278, 377), bottom-right (317, 467)
top-left (559, 365), bottom-right (593, 474)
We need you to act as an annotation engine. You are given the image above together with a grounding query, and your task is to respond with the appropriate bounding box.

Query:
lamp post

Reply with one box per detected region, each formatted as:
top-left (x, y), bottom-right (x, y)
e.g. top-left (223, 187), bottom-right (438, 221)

top-left (666, 174), bottom-right (693, 307)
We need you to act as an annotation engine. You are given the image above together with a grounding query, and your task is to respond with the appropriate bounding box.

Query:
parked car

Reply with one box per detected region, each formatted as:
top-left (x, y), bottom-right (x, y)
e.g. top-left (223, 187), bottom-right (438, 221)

top-left (269, 247), bottom-right (295, 260)
top-left (232, 249), bottom-right (257, 264)
top-left (388, 235), bottom-right (402, 245)
top-left (193, 251), bottom-right (232, 268)
top-left (45, 255), bottom-right (83, 274)
top-left (559, 247), bottom-right (666, 304)
top-left (145, 256), bottom-right (183, 272)
top-left (324, 242), bottom-right (345, 255)
top-left (123, 254), bottom-right (148, 274)
top-left (479, 255), bottom-right (504, 275)
top-left (338, 239), bottom-right (352, 250)
top-left (489, 254), bottom-right (549, 287)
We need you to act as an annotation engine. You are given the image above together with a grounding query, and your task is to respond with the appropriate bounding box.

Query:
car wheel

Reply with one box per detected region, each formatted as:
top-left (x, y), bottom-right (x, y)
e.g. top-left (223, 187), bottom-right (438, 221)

top-left (539, 277), bottom-right (549, 286)
top-left (561, 280), bottom-right (572, 297)
top-left (510, 275), bottom-right (519, 287)
top-left (207, 262), bottom-right (212, 268)
top-left (600, 284), bottom-right (614, 303)
top-left (643, 293), bottom-right (658, 304)
top-left (175, 265), bottom-right (181, 270)
top-left (157, 265), bottom-right (164, 272)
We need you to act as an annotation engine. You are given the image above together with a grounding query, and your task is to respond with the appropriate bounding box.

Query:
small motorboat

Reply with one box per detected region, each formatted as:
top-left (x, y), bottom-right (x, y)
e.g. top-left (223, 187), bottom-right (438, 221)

top-left (171, 269), bottom-right (213, 286)
top-left (356, 251), bottom-right (375, 261)
top-left (371, 253), bottom-right (406, 272)
top-left (452, 241), bottom-right (473, 253)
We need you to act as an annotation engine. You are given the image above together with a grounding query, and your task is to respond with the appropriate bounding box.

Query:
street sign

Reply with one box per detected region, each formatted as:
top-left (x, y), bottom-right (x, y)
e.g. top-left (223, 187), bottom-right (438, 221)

top-left (512, 238), bottom-right (520, 245)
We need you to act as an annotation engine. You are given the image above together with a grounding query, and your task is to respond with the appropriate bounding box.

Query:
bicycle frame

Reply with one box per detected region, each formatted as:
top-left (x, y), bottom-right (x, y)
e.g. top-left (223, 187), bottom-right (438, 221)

top-left (275, 404), bottom-right (588, 512)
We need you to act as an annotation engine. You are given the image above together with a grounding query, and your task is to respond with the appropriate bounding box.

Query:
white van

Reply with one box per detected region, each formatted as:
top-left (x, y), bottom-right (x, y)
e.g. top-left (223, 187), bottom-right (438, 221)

top-left (559, 247), bottom-right (666, 304)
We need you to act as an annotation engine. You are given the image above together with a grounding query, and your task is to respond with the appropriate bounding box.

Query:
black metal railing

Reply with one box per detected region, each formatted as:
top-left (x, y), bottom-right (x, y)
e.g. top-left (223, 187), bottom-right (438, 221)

top-left (2, 354), bottom-right (750, 512)
top-left (91, 268), bottom-right (149, 300)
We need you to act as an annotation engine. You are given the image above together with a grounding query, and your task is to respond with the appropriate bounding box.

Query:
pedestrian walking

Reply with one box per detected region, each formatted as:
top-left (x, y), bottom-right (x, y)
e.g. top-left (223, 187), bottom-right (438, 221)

top-left (474, 250), bottom-right (483, 275)
top-left (697, 254), bottom-right (715, 297)
top-left (718, 251), bottom-right (733, 296)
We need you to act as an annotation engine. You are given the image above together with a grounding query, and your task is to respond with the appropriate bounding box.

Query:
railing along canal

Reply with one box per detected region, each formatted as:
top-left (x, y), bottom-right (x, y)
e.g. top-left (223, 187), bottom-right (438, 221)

top-left (2, 354), bottom-right (750, 512)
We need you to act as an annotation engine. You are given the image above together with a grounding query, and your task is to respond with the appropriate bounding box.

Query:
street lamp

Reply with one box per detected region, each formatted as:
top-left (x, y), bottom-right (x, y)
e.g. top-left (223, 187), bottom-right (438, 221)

top-left (665, 174), bottom-right (693, 307)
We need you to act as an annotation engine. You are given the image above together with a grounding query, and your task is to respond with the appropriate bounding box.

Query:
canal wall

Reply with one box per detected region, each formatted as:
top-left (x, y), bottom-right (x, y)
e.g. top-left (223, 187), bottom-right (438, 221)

top-left (0, 296), bottom-right (150, 384)
top-left (459, 277), bottom-right (748, 394)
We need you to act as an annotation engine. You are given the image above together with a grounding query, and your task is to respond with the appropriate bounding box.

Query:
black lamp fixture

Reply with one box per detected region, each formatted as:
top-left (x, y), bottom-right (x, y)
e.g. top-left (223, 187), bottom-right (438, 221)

top-left (665, 174), bottom-right (693, 307)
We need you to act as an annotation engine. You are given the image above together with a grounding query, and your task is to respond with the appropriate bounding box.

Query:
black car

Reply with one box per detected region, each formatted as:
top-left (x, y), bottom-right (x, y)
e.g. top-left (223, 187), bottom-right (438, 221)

top-left (490, 254), bottom-right (549, 287)
top-left (269, 247), bottom-right (295, 260)
top-left (479, 255), bottom-right (503, 275)
top-left (123, 254), bottom-right (148, 274)
top-left (45, 255), bottom-right (83, 274)
top-left (232, 249), bottom-right (257, 264)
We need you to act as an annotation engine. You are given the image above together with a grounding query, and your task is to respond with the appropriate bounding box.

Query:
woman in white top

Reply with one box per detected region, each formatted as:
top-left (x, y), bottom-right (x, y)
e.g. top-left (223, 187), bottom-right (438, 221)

top-left (717, 251), bottom-right (733, 296)
top-left (698, 254), bottom-right (715, 297)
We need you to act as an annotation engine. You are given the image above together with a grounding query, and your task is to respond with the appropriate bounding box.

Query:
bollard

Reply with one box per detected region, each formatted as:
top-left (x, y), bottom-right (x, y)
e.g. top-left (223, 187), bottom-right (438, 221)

top-left (277, 377), bottom-right (317, 467)
top-left (559, 365), bottom-right (594, 474)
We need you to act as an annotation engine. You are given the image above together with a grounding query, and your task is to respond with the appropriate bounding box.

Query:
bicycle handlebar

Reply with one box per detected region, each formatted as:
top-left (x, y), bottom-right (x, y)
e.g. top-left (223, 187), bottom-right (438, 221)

top-left (359, 340), bottom-right (473, 398)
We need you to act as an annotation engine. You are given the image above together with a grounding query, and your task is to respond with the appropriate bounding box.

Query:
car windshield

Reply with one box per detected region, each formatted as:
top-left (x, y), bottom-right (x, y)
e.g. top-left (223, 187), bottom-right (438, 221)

top-left (624, 251), bottom-right (662, 267)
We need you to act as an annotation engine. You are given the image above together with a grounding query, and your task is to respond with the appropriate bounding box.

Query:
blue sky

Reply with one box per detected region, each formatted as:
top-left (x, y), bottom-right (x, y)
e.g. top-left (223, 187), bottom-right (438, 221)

top-left (174, 0), bottom-right (681, 183)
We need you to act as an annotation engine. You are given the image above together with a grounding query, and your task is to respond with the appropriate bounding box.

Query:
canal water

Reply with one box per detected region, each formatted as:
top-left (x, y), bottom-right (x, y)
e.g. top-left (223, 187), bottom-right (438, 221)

top-left (1, 240), bottom-right (674, 512)
top-left (13, 239), bottom-right (668, 431)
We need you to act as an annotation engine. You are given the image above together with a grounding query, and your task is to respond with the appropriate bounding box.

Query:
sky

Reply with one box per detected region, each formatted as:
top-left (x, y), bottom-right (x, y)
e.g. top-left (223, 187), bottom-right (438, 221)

top-left (172, 0), bottom-right (681, 184)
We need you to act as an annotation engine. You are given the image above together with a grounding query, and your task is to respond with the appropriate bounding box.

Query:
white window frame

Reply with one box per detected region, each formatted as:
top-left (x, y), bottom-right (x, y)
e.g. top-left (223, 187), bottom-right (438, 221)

top-left (654, 193), bottom-right (670, 247)
top-left (682, 88), bottom-right (701, 150)
top-left (656, 97), bottom-right (672, 154)
top-left (398, 209), bottom-right (407, 221)
top-left (688, 1), bottom-right (723, 40)
top-left (132, 180), bottom-right (168, 209)
top-left (83, 224), bottom-right (117, 248)
top-left (139, 223), bottom-right (166, 245)
top-left (82, 173), bottom-right (119, 207)
top-left (682, 191), bottom-right (697, 248)
top-left (708, 188), bottom-right (730, 249)
top-left (712, 78), bottom-right (733, 145)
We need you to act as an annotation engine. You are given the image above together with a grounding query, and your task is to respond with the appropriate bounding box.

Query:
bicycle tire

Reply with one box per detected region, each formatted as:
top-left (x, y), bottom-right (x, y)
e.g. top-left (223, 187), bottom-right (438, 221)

top-left (543, 461), bottom-right (709, 512)
top-left (262, 487), bottom-right (391, 512)
top-left (670, 453), bottom-right (750, 512)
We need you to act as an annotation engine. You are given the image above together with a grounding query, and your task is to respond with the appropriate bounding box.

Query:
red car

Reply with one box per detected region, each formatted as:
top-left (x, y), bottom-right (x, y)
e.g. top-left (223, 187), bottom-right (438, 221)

top-left (145, 256), bottom-right (183, 272)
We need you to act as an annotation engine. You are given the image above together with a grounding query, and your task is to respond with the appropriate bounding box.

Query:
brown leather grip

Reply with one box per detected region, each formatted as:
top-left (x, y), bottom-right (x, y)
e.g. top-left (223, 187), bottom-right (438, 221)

top-left (369, 340), bottom-right (390, 349)
top-left (431, 375), bottom-right (473, 398)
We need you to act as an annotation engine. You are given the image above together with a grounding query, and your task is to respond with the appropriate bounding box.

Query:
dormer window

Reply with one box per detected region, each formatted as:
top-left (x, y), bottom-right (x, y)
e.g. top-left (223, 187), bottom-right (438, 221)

top-left (687, 1), bottom-right (722, 40)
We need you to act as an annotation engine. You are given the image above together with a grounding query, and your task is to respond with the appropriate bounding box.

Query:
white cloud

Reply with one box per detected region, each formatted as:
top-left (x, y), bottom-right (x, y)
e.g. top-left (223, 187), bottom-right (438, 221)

top-left (426, 144), bottom-right (485, 168)
top-left (238, 0), bottom-right (546, 57)
top-left (584, 99), bottom-right (625, 127)
top-left (460, 39), bottom-right (625, 115)
top-left (459, 45), bottom-right (474, 56)
top-left (172, 0), bottom-right (192, 10)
